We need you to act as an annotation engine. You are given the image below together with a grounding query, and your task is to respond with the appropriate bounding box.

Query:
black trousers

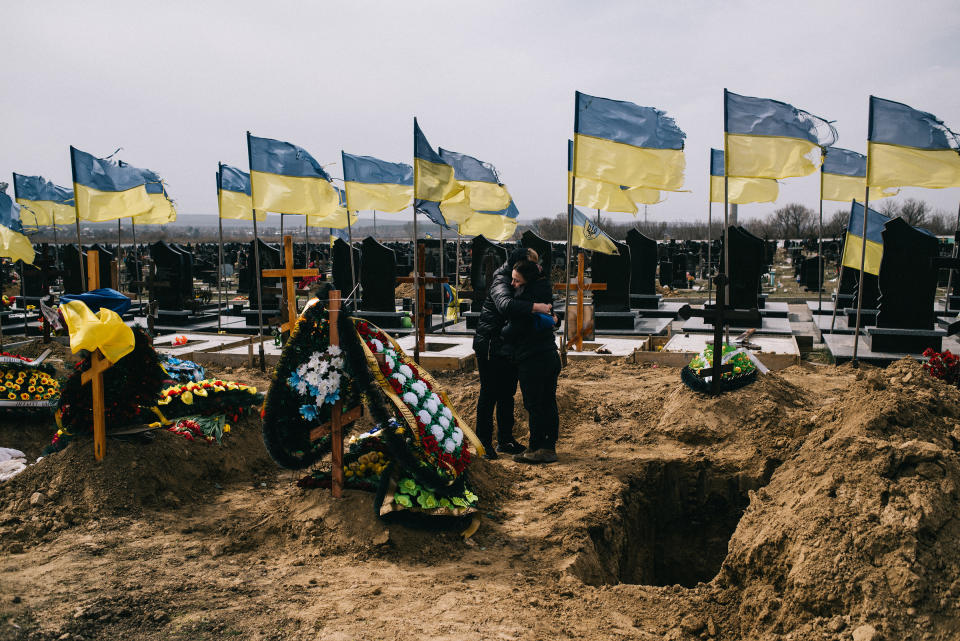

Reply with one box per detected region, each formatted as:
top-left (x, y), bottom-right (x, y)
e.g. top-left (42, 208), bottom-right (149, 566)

top-left (517, 350), bottom-right (561, 451)
top-left (475, 351), bottom-right (519, 446)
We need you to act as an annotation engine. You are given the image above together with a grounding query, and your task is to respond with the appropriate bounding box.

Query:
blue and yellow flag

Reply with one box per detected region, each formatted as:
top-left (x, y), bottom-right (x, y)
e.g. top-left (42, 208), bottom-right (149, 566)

top-left (12, 174), bottom-right (75, 227)
top-left (822, 147), bottom-right (895, 202)
top-left (70, 147), bottom-right (153, 222)
top-left (571, 207), bottom-right (618, 256)
top-left (413, 119), bottom-right (462, 227)
top-left (868, 96), bottom-right (960, 190)
top-left (573, 91), bottom-right (686, 191)
top-left (434, 147), bottom-right (513, 227)
top-left (841, 201), bottom-right (890, 276)
top-left (217, 164), bottom-right (266, 222)
top-left (0, 184), bottom-right (35, 265)
top-left (566, 140), bottom-right (661, 214)
top-left (459, 200), bottom-right (520, 242)
top-left (724, 90), bottom-right (835, 179)
top-left (247, 133), bottom-right (339, 216)
top-left (117, 163), bottom-right (176, 225)
top-left (307, 186), bottom-right (358, 229)
top-left (709, 149), bottom-right (778, 204)
top-left (342, 152), bottom-right (413, 213)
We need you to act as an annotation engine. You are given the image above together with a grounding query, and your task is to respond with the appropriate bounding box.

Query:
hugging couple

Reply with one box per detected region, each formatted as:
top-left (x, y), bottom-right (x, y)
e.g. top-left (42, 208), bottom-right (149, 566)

top-left (472, 247), bottom-right (561, 464)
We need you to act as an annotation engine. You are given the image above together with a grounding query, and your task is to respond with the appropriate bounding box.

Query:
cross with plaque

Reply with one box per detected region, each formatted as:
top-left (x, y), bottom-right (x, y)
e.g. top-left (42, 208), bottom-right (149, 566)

top-left (554, 252), bottom-right (606, 351)
top-left (261, 235), bottom-right (319, 335)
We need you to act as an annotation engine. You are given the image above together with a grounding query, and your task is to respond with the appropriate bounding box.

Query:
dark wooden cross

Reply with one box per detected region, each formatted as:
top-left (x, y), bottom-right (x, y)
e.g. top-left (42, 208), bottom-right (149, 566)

top-left (261, 235), bottom-right (319, 335)
top-left (81, 250), bottom-right (117, 461)
top-left (396, 243), bottom-right (447, 362)
top-left (677, 274), bottom-right (761, 395)
top-left (553, 251), bottom-right (606, 351)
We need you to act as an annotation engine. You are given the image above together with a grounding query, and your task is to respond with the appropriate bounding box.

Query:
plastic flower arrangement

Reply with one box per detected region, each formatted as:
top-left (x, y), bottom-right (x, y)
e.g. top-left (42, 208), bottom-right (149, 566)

top-left (0, 368), bottom-right (59, 402)
top-left (356, 319), bottom-right (471, 477)
top-left (922, 348), bottom-right (960, 386)
top-left (286, 345), bottom-right (345, 420)
top-left (157, 379), bottom-right (262, 421)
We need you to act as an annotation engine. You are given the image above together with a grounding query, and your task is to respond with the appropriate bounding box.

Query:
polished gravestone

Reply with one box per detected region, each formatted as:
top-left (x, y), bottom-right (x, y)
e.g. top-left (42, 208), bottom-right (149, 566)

top-left (241, 239), bottom-right (282, 327)
top-left (626, 229), bottom-right (662, 309)
top-left (521, 230), bottom-right (553, 273)
top-left (592, 241), bottom-right (636, 330)
top-left (799, 256), bottom-right (823, 292)
top-left (726, 226), bottom-right (765, 313)
top-left (150, 241), bottom-right (190, 310)
top-left (358, 236), bottom-right (406, 329)
top-left (658, 259), bottom-right (673, 288)
top-left (465, 236), bottom-right (506, 329)
top-left (332, 238), bottom-right (361, 294)
top-left (868, 217), bottom-right (944, 353)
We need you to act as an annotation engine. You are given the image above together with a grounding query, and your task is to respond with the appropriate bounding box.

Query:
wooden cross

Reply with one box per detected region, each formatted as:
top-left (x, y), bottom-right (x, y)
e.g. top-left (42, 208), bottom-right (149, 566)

top-left (396, 243), bottom-right (447, 361)
top-left (80, 253), bottom-right (116, 461)
top-left (677, 274), bottom-right (761, 395)
top-left (261, 235), bottom-right (318, 335)
top-left (554, 251), bottom-right (606, 351)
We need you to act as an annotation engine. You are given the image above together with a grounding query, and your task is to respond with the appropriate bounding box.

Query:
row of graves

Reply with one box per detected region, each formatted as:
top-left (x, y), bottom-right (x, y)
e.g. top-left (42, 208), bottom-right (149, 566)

top-left (816, 218), bottom-right (960, 365)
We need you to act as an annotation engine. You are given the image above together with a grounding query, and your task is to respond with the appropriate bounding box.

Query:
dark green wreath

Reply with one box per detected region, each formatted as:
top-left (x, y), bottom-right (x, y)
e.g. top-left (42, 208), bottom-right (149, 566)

top-left (261, 300), bottom-right (363, 469)
top-left (680, 365), bottom-right (758, 394)
top-left (51, 329), bottom-right (167, 451)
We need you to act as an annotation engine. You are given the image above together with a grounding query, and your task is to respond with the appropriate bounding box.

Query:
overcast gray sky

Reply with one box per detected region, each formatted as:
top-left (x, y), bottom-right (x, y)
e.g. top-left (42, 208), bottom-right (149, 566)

top-left (3, 0), bottom-right (959, 227)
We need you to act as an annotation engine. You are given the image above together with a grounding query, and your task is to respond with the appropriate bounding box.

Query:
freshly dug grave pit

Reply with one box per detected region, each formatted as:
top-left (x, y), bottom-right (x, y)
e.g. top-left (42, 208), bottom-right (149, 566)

top-left (570, 457), bottom-right (775, 588)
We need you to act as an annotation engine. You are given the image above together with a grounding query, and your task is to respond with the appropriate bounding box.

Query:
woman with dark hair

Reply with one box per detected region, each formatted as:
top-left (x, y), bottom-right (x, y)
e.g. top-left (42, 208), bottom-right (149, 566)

top-left (501, 257), bottom-right (561, 464)
top-left (472, 247), bottom-right (550, 459)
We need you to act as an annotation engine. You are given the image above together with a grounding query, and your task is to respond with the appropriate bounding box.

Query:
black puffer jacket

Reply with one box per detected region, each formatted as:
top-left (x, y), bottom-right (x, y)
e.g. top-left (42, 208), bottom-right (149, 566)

top-left (501, 275), bottom-right (558, 362)
top-left (472, 260), bottom-right (535, 360)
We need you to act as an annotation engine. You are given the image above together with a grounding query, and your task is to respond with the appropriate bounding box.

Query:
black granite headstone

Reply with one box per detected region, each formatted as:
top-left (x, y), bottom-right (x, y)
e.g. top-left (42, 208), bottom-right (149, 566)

top-left (150, 241), bottom-right (189, 310)
top-left (332, 238), bottom-right (361, 294)
top-left (626, 229), bottom-right (658, 296)
top-left (521, 231), bottom-right (552, 272)
top-left (360, 237), bottom-right (396, 312)
top-left (726, 226), bottom-right (764, 309)
top-left (592, 242), bottom-right (631, 312)
top-left (799, 256), bottom-right (823, 292)
top-left (470, 235), bottom-right (506, 312)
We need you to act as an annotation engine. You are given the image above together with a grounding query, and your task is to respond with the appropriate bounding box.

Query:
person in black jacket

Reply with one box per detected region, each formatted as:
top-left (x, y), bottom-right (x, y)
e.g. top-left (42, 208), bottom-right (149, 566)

top-left (502, 258), bottom-right (561, 464)
top-left (472, 247), bottom-right (551, 459)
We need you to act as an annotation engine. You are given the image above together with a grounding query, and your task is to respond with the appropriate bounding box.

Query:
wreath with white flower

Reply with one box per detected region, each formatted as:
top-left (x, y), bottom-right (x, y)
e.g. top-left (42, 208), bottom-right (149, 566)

top-left (287, 345), bottom-right (345, 421)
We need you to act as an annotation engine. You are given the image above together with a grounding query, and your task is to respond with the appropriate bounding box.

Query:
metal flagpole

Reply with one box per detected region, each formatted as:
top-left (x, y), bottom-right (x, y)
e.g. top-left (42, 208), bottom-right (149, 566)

top-left (596, 208), bottom-right (601, 226)
top-left (722, 90), bottom-right (732, 348)
top-left (563, 103), bottom-right (580, 367)
top-left (117, 219), bottom-right (122, 291)
top-left (279, 214), bottom-right (284, 264)
top-left (829, 265), bottom-right (844, 334)
top-left (131, 219), bottom-right (141, 313)
top-left (216, 165), bottom-right (224, 333)
top-left (412, 123), bottom-right (421, 364)
top-left (439, 223), bottom-right (447, 333)
top-left (944, 200), bottom-right (960, 309)
top-left (373, 210), bottom-right (377, 236)
top-left (454, 230), bottom-right (462, 318)
top-left (246, 132), bottom-right (266, 371)
top-left (346, 210), bottom-right (356, 303)
top-left (304, 213), bottom-right (310, 271)
top-left (707, 171), bottom-right (713, 305)
top-left (852, 188), bottom-right (870, 365)
top-left (69, 147), bottom-right (87, 288)
top-left (817, 152), bottom-right (825, 313)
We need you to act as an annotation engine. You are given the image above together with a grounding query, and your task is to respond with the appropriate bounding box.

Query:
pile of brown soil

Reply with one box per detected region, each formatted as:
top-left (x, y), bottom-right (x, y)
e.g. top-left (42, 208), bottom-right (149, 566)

top-left (0, 414), bottom-right (274, 554)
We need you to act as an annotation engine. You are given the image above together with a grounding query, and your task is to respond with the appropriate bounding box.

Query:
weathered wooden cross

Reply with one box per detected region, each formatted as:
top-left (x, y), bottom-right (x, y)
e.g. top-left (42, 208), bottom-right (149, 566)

top-left (81, 250), bottom-right (117, 461)
top-left (261, 235), bottom-right (318, 335)
top-left (396, 243), bottom-right (447, 362)
top-left (554, 251), bottom-right (606, 351)
top-left (303, 289), bottom-right (363, 498)
top-left (677, 274), bottom-right (762, 394)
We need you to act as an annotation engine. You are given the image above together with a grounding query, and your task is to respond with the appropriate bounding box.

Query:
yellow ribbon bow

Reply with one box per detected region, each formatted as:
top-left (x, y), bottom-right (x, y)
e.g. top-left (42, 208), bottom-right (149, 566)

top-left (60, 300), bottom-right (135, 363)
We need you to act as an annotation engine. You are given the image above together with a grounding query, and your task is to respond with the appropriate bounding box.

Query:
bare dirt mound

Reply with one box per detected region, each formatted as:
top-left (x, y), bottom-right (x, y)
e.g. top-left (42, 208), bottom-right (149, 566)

top-left (0, 414), bottom-right (274, 553)
top-left (719, 358), bottom-right (960, 640)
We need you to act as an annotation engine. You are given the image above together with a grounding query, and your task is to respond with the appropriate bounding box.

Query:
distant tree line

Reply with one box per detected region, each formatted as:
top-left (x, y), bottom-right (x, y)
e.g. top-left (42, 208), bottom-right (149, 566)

top-left (518, 198), bottom-right (957, 242)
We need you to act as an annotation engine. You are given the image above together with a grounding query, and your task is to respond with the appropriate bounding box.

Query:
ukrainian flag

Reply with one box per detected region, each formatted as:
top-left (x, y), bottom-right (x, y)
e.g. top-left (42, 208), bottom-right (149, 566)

top-left (868, 96), bottom-right (960, 190)
top-left (567, 140), bottom-right (661, 214)
top-left (571, 207), bottom-right (618, 256)
top-left (0, 185), bottom-right (35, 265)
top-left (70, 147), bottom-right (153, 222)
top-left (438, 148), bottom-right (512, 213)
top-left (709, 149), bottom-right (778, 204)
top-left (435, 147), bottom-right (513, 226)
top-left (119, 164), bottom-right (176, 225)
top-left (413, 119), bottom-right (462, 227)
top-left (840, 201), bottom-right (890, 276)
top-left (821, 147), bottom-right (895, 202)
top-left (12, 174), bottom-right (76, 227)
top-left (307, 187), bottom-right (358, 229)
top-left (217, 164), bottom-right (266, 222)
top-left (724, 90), bottom-right (835, 179)
top-left (247, 133), bottom-right (340, 216)
top-left (342, 152), bottom-right (413, 213)
top-left (573, 91), bottom-right (686, 191)
top-left (458, 200), bottom-right (520, 242)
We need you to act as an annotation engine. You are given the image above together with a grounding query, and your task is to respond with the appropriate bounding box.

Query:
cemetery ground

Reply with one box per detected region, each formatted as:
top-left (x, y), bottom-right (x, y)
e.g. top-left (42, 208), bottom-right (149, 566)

top-left (1, 353), bottom-right (959, 641)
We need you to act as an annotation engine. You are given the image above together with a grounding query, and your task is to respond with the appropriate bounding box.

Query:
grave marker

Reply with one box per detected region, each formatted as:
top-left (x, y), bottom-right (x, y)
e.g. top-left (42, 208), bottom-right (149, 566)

top-left (261, 235), bottom-right (318, 335)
